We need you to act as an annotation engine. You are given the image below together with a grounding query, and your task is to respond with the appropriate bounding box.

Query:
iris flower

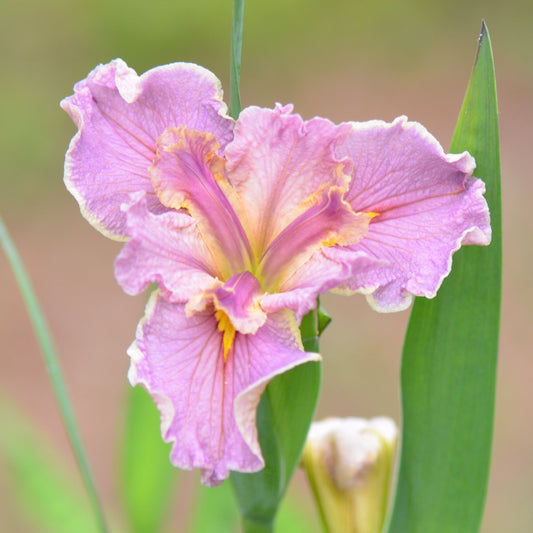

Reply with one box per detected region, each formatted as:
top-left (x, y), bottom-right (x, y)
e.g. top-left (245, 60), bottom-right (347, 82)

top-left (62, 60), bottom-right (490, 485)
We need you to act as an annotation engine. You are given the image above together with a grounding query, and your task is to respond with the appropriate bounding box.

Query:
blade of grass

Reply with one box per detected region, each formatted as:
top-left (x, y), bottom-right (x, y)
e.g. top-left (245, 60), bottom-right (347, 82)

top-left (386, 21), bottom-right (501, 533)
top-left (0, 213), bottom-right (109, 533)
top-left (229, 0), bottom-right (245, 119)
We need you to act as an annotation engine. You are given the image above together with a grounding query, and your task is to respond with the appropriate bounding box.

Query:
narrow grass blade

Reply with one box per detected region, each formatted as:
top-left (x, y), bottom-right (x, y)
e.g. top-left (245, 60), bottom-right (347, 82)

top-left (386, 21), bottom-right (501, 533)
top-left (0, 214), bottom-right (109, 533)
top-left (231, 309), bottom-right (322, 532)
top-left (229, 0), bottom-right (245, 119)
top-left (119, 385), bottom-right (177, 533)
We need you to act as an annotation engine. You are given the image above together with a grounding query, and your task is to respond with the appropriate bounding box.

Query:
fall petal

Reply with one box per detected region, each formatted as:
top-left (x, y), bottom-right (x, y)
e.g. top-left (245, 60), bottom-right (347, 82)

top-left (128, 292), bottom-right (319, 486)
top-left (262, 247), bottom-right (388, 320)
top-left (62, 59), bottom-right (233, 239)
top-left (335, 117), bottom-right (491, 311)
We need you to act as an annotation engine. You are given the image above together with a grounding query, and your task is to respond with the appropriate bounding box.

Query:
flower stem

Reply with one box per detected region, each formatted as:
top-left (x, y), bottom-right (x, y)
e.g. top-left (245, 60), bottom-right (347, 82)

top-left (242, 516), bottom-right (274, 533)
top-left (229, 0), bottom-right (245, 119)
top-left (0, 213), bottom-right (109, 533)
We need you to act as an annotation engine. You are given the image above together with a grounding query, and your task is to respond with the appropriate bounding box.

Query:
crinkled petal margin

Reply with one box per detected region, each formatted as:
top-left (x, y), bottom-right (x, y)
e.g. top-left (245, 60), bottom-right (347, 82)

top-left (224, 104), bottom-right (353, 253)
top-left (114, 195), bottom-right (217, 302)
top-left (61, 59), bottom-right (233, 240)
top-left (334, 116), bottom-right (491, 312)
top-left (128, 291), bottom-right (319, 486)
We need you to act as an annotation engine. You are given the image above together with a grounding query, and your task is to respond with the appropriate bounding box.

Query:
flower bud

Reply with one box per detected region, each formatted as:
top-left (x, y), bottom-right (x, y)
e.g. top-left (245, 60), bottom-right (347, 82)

top-left (302, 417), bottom-right (398, 533)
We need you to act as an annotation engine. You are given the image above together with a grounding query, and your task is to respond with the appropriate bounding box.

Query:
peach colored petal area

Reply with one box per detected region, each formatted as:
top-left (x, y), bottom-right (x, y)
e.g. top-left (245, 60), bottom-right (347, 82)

top-left (335, 116), bottom-right (491, 311)
top-left (61, 59), bottom-right (234, 239)
top-left (128, 291), bottom-right (319, 486)
top-left (261, 247), bottom-right (388, 320)
top-left (224, 104), bottom-right (353, 256)
top-left (259, 186), bottom-right (371, 292)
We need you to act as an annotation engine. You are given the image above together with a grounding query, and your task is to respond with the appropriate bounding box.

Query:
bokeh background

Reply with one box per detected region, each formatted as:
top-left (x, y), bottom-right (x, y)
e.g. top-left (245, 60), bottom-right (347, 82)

top-left (1, 0), bottom-right (532, 531)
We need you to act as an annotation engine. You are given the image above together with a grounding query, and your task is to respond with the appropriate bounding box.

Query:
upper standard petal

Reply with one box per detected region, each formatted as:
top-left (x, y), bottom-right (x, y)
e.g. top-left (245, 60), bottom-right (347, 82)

top-left (62, 60), bottom-right (233, 239)
top-left (224, 104), bottom-right (353, 256)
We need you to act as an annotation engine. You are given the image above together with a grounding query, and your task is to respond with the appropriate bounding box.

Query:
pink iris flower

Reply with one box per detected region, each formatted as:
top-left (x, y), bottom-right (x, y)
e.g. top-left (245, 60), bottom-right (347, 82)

top-left (61, 59), bottom-right (490, 485)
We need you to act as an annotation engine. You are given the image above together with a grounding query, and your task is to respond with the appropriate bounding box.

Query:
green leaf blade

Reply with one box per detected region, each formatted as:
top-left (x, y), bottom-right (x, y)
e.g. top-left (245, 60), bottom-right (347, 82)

top-left (387, 22), bottom-right (501, 533)
top-left (227, 2), bottom-right (321, 529)
top-left (229, 0), bottom-right (245, 119)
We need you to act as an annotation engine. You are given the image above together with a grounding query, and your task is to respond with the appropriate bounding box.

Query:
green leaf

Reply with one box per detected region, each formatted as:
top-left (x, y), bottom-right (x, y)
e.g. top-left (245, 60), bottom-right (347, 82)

top-left (229, 0), bottom-right (245, 119)
top-left (386, 21), bottom-right (501, 533)
top-left (316, 298), bottom-right (332, 337)
top-left (0, 214), bottom-right (109, 533)
top-left (0, 392), bottom-right (121, 533)
top-left (231, 309), bottom-right (322, 532)
top-left (119, 385), bottom-right (178, 533)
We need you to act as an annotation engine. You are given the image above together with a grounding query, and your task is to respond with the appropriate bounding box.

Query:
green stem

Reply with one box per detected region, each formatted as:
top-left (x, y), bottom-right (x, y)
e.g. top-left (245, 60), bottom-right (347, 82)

top-left (300, 307), bottom-right (320, 352)
top-left (229, 0), bottom-right (245, 119)
top-left (242, 516), bottom-right (274, 533)
top-left (0, 213), bottom-right (109, 533)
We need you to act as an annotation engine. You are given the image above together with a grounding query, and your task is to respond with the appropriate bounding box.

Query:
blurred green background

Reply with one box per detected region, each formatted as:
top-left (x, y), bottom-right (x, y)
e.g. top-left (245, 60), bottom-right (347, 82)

top-left (1, 0), bottom-right (532, 531)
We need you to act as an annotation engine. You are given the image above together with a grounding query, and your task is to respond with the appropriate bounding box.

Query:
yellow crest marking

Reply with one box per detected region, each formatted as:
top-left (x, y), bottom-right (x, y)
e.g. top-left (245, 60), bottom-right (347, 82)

top-left (215, 309), bottom-right (236, 361)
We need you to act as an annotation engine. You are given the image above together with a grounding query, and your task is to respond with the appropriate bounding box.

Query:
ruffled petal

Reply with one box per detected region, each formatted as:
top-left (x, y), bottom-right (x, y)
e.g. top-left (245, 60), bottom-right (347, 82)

top-left (62, 59), bottom-right (233, 239)
top-left (128, 292), bottom-right (319, 486)
top-left (224, 104), bottom-right (353, 254)
top-left (114, 195), bottom-right (217, 303)
top-left (232, 309), bottom-right (321, 468)
top-left (150, 127), bottom-right (252, 277)
top-left (335, 116), bottom-right (491, 311)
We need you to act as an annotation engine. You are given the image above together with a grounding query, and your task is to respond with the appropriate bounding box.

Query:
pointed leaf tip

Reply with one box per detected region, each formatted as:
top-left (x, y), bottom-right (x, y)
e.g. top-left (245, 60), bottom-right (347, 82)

top-left (386, 21), bottom-right (500, 533)
top-left (475, 20), bottom-right (489, 63)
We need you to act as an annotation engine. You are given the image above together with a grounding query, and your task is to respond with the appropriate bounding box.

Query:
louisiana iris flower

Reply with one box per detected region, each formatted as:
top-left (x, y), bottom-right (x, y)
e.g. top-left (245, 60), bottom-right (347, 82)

top-left (61, 60), bottom-right (490, 485)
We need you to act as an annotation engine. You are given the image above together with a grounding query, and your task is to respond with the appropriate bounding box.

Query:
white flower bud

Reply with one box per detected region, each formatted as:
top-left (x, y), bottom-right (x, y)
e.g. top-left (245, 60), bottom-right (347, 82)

top-left (302, 417), bottom-right (398, 533)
